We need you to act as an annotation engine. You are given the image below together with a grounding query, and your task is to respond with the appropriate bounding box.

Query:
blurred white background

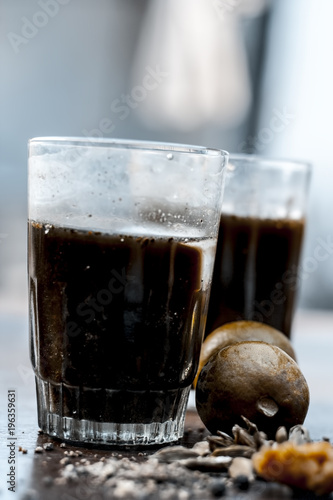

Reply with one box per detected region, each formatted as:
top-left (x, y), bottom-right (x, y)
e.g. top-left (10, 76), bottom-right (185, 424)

top-left (0, 0), bottom-right (332, 315)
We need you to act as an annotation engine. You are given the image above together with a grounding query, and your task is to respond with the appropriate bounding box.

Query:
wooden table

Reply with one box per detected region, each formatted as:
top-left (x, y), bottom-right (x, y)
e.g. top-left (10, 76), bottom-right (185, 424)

top-left (0, 309), bottom-right (332, 499)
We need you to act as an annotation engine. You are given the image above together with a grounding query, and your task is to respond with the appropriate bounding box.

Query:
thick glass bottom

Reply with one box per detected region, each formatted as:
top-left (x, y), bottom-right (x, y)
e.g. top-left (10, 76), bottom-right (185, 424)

top-left (35, 376), bottom-right (190, 446)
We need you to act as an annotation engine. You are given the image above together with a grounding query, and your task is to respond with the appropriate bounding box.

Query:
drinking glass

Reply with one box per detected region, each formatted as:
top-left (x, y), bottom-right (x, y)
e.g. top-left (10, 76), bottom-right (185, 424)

top-left (28, 137), bottom-right (228, 445)
top-left (206, 154), bottom-right (311, 339)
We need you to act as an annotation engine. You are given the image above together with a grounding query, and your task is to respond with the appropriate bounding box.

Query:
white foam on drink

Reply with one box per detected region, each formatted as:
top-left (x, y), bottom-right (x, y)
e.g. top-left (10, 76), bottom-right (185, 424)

top-left (28, 143), bottom-right (224, 238)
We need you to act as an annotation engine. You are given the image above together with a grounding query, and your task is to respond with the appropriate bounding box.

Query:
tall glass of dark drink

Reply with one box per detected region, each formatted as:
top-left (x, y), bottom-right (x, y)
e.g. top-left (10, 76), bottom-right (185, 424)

top-left (206, 155), bottom-right (311, 339)
top-left (28, 137), bottom-right (228, 446)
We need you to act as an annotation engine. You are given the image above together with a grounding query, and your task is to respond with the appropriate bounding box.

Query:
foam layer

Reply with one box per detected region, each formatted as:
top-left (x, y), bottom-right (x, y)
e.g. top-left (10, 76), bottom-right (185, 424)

top-left (28, 143), bottom-right (225, 237)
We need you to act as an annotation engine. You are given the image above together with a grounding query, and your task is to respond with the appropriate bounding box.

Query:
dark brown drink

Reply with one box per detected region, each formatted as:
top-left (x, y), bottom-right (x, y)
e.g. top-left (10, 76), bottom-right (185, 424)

top-left (29, 221), bottom-right (209, 425)
top-left (206, 214), bottom-right (305, 338)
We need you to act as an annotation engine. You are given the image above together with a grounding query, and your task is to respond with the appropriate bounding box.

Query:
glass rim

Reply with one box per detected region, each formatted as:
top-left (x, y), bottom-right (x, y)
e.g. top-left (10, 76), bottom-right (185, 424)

top-left (29, 136), bottom-right (229, 158)
top-left (228, 153), bottom-right (311, 173)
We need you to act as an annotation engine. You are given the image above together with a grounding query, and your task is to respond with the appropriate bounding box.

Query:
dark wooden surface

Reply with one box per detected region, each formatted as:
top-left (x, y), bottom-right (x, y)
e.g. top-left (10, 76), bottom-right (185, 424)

top-left (0, 309), bottom-right (333, 499)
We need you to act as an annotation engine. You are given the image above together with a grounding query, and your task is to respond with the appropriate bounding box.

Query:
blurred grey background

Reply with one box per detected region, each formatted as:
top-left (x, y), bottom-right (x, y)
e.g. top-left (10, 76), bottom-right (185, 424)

top-left (0, 0), bottom-right (332, 314)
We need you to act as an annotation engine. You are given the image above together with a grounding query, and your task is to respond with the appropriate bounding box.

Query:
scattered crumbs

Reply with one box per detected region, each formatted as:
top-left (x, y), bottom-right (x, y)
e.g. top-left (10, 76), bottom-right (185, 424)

top-left (113, 480), bottom-right (137, 498)
top-left (64, 450), bottom-right (82, 458)
top-left (178, 490), bottom-right (190, 500)
top-left (52, 421), bottom-right (328, 499)
top-left (56, 456), bottom-right (217, 499)
top-left (43, 442), bottom-right (54, 451)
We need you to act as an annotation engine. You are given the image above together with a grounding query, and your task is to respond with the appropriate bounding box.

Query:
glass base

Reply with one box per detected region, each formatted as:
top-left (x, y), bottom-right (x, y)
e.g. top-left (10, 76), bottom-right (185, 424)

top-left (35, 376), bottom-right (190, 446)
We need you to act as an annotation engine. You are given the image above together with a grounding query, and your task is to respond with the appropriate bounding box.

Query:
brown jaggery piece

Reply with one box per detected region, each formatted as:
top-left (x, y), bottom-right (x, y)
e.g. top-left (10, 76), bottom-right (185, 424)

top-left (252, 441), bottom-right (333, 496)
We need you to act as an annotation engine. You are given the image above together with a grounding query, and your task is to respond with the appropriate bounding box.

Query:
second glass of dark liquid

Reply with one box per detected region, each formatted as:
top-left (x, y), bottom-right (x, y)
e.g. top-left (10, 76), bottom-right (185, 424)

top-left (206, 155), bottom-right (311, 339)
